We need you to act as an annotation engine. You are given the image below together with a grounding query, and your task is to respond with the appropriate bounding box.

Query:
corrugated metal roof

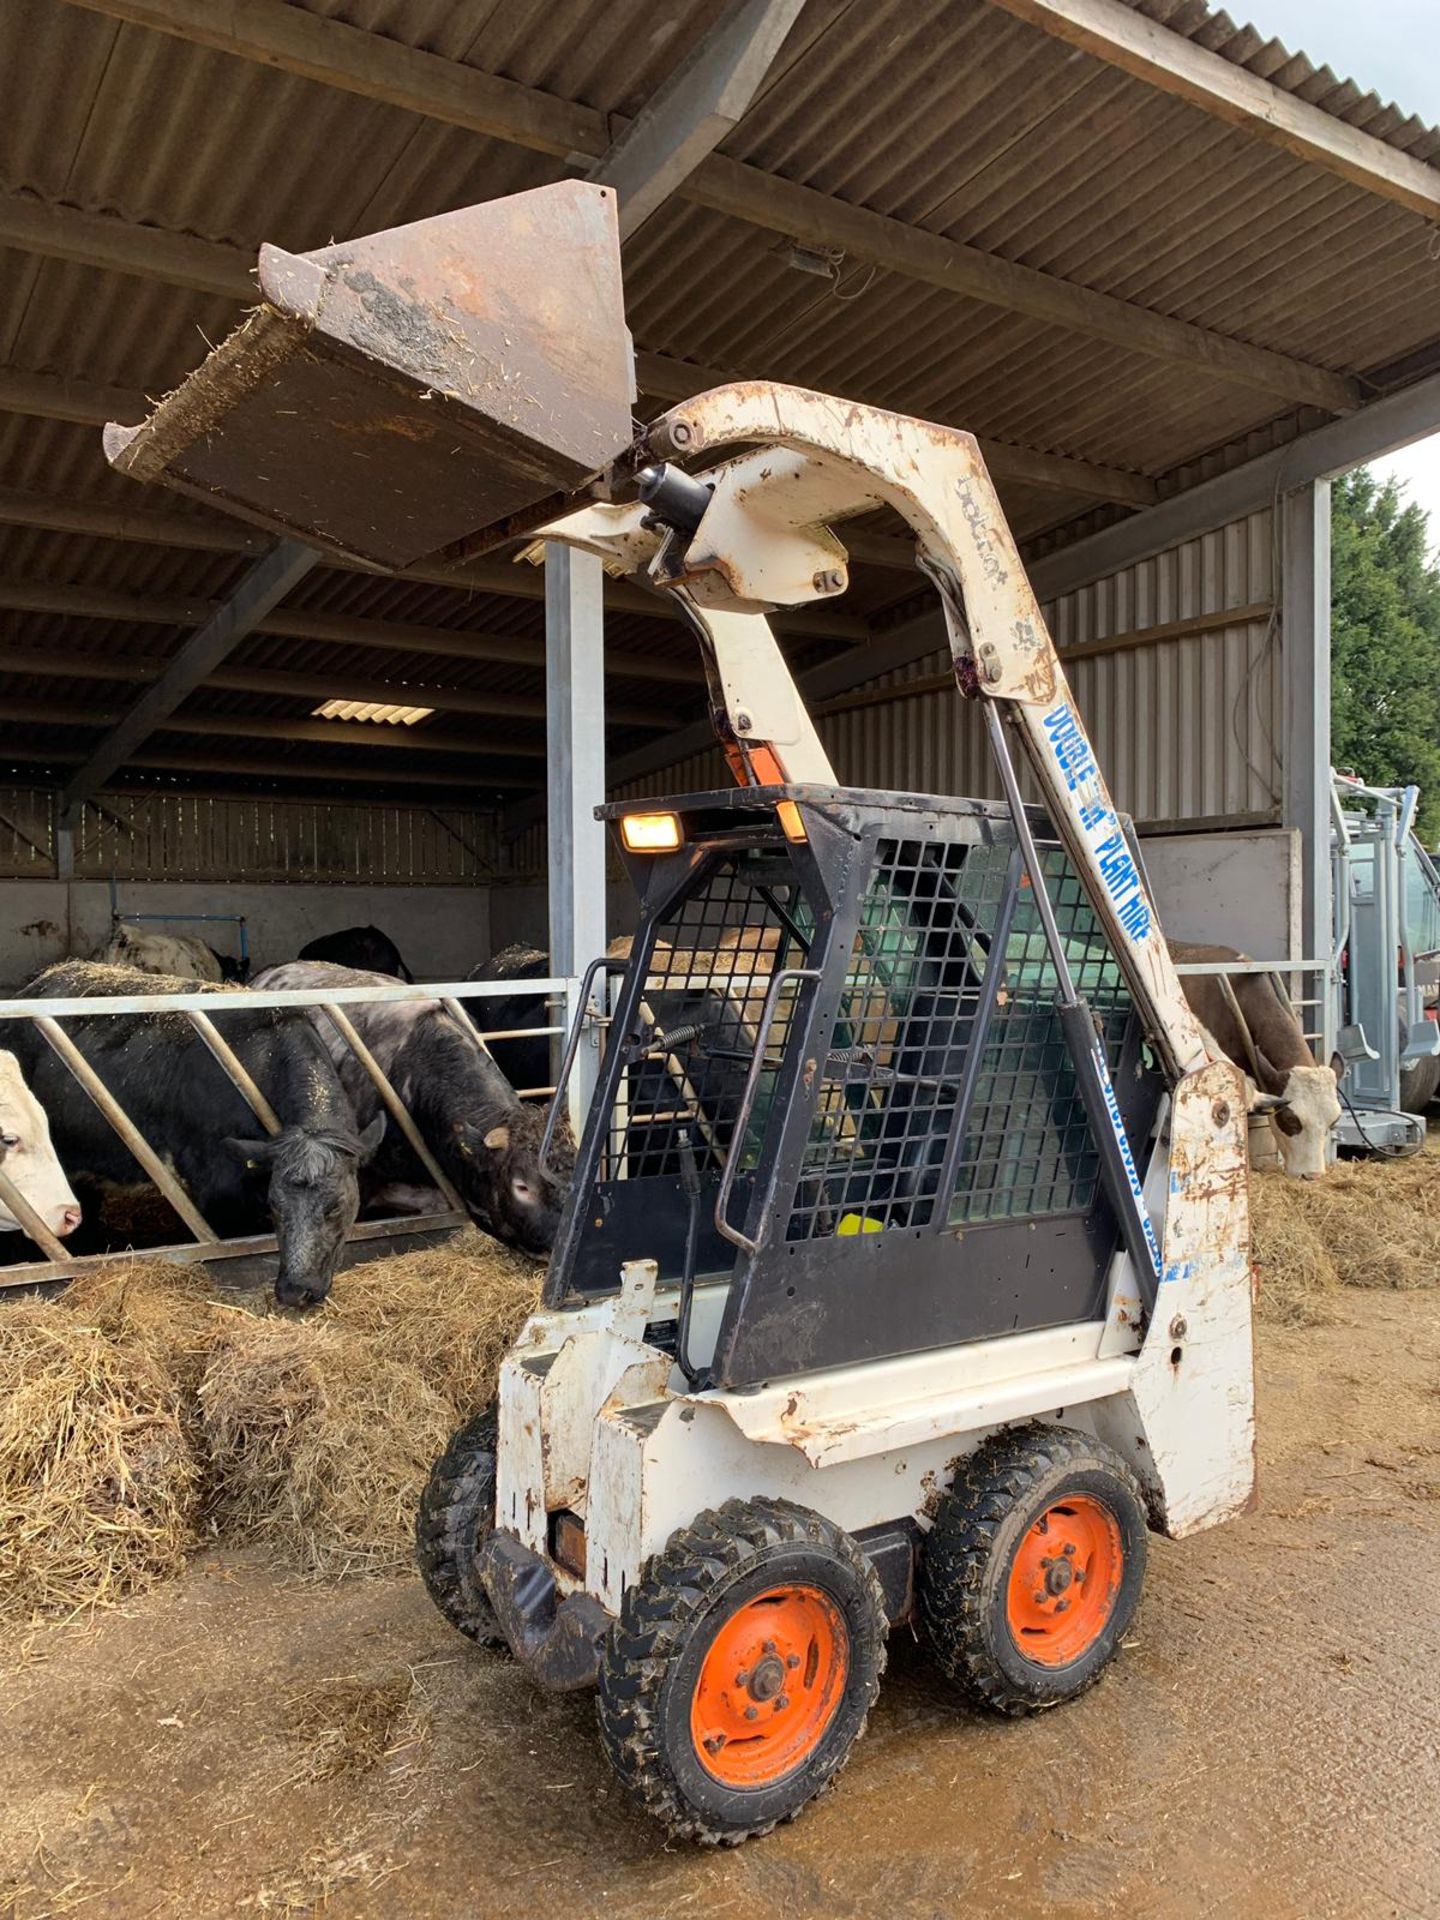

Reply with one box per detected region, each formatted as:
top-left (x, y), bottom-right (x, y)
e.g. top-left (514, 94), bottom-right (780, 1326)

top-left (0, 0), bottom-right (1435, 810)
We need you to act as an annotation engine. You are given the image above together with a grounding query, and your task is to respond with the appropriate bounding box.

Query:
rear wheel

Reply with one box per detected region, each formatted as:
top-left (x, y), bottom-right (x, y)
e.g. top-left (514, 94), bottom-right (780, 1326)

top-left (597, 1498), bottom-right (886, 1845)
top-left (920, 1425), bottom-right (1146, 1716)
top-left (414, 1405), bottom-right (505, 1648)
top-left (1398, 1051), bottom-right (1438, 1114)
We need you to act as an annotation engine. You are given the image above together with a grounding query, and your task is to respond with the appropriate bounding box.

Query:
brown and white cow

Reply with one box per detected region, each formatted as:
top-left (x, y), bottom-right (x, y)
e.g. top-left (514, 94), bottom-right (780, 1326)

top-left (1168, 941), bottom-right (1342, 1179)
top-left (0, 1048), bottom-right (82, 1239)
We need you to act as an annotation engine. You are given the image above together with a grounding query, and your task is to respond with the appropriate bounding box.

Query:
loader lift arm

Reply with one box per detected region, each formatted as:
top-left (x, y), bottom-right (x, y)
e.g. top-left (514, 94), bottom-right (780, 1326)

top-left (539, 381), bottom-right (1211, 1090)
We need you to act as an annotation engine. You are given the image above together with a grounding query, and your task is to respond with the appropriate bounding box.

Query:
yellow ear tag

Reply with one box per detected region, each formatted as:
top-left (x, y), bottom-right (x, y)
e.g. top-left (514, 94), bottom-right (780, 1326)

top-left (837, 1213), bottom-right (883, 1236)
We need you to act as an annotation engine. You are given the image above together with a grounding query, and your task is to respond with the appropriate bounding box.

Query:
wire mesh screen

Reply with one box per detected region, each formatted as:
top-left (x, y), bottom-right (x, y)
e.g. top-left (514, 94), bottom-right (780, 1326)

top-left (784, 834), bottom-right (1140, 1240)
top-left (605, 854), bottom-right (811, 1183)
top-left (946, 846), bottom-right (1133, 1225)
top-left (786, 836), bottom-right (1010, 1239)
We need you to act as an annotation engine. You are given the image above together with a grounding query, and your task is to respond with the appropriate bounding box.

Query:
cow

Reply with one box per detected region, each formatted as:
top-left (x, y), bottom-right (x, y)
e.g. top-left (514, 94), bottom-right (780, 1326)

top-left (250, 961), bottom-right (573, 1256)
top-left (466, 945), bottom-right (551, 1093)
top-left (0, 1049), bottom-right (82, 1240)
top-left (1168, 940), bottom-right (1343, 1179)
top-left (99, 925), bottom-right (224, 982)
top-left (298, 925), bottom-right (413, 981)
top-left (1, 963), bottom-right (384, 1306)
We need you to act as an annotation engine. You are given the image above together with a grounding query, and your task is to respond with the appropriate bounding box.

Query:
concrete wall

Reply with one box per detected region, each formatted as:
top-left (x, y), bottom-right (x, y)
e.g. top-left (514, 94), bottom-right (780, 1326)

top-left (0, 880), bottom-right (491, 985)
top-left (487, 878), bottom-right (634, 958)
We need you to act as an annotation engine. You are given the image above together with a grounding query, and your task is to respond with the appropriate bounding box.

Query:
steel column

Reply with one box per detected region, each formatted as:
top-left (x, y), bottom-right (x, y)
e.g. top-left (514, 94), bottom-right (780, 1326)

top-left (546, 544), bottom-right (608, 1127)
top-left (1281, 480), bottom-right (1334, 1064)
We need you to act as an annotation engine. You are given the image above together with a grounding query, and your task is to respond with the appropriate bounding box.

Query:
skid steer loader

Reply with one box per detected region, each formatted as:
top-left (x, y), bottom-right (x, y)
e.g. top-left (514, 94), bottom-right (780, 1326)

top-left (107, 181), bottom-right (1254, 1846)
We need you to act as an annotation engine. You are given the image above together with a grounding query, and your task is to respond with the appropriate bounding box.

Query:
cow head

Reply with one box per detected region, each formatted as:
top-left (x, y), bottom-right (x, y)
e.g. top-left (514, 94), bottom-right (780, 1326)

top-left (451, 1101), bottom-right (575, 1256)
top-left (1253, 1063), bottom-right (1343, 1179)
top-left (0, 1050), bottom-right (82, 1238)
top-left (225, 1115), bottom-right (385, 1306)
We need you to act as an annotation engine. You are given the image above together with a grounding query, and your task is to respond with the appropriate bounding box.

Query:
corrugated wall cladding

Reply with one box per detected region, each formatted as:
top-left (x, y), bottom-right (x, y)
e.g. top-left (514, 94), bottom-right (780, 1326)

top-left (499, 508), bottom-right (1279, 880)
top-left (819, 509), bottom-right (1279, 826)
top-left (0, 790), bottom-right (499, 884)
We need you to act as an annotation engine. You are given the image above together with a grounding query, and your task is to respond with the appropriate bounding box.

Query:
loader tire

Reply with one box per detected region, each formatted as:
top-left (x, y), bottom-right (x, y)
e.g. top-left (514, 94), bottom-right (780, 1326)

top-left (596, 1497), bottom-right (887, 1846)
top-left (920, 1425), bottom-right (1146, 1717)
top-left (414, 1405), bottom-right (505, 1649)
top-left (1399, 1052), bottom-right (1438, 1114)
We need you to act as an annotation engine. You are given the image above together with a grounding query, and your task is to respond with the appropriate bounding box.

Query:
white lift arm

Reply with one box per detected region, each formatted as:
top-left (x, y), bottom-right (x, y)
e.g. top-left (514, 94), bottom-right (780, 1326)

top-left (540, 382), bottom-right (1210, 1084)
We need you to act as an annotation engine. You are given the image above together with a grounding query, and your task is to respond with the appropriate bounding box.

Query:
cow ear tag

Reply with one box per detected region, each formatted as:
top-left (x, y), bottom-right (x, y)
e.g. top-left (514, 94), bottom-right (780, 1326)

top-left (483, 1126), bottom-right (511, 1151)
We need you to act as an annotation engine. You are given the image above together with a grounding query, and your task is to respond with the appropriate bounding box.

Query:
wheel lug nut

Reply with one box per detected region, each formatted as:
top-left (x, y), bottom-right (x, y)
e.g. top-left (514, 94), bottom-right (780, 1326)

top-left (1033, 1591), bottom-right (1046, 1605)
top-left (786, 1653), bottom-right (800, 1670)
top-left (774, 1696), bottom-right (789, 1712)
top-left (1055, 1599), bottom-right (1070, 1613)
top-left (762, 1640), bottom-right (777, 1656)
top-left (744, 1706), bottom-right (759, 1722)
top-left (1063, 1543), bottom-right (1076, 1557)
top-left (734, 1670), bottom-right (748, 1687)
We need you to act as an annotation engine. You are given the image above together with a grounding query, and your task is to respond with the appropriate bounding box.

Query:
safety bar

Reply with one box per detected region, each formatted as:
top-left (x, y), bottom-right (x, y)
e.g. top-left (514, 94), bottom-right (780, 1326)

top-left (714, 966), bottom-right (821, 1258)
top-left (540, 957), bottom-right (628, 1177)
top-left (0, 975), bottom-right (579, 1284)
top-left (0, 1162), bottom-right (74, 1265)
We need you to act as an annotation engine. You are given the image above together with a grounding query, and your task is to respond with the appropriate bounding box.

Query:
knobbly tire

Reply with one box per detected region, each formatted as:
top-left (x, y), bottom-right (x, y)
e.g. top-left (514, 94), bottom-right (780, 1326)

top-left (920, 1425), bottom-right (1147, 1716)
top-left (596, 1497), bottom-right (887, 1845)
top-left (414, 1405), bottom-right (506, 1648)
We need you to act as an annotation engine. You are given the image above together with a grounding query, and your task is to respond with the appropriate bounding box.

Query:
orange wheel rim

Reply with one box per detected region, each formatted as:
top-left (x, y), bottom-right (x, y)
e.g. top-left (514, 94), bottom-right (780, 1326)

top-left (690, 1584), bottom-right (848, 1788)
top-left (1005, 1494), bottom-right (1124, 1668)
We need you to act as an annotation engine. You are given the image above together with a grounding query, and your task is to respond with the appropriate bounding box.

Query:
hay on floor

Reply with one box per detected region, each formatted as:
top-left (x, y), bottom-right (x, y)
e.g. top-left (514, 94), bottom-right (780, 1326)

top-left (199, 1318), bottom-right (456, 1573)
top-left (323, 1230), bottom-right (541, 1415)
top-left (1249, 1174), bottom-right (1343, 1327)
top-left (1250, 1138), bottom-right (1440, 1321)
top-left (0, 1230), bottom-right (540, 1620)
top-left (0, 1303), bottom-right (199, 1624)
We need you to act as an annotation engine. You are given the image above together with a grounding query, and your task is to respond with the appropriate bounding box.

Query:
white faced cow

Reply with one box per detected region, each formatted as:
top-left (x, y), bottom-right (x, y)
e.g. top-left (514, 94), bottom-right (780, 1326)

top-left (1169, 941), bottom-right (1343, 1178)
top-left (0, 1049), bottom-right (82, 1239)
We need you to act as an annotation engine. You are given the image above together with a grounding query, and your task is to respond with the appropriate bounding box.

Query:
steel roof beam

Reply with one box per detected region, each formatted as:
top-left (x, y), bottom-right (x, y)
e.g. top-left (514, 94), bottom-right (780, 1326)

top-left (0, 645), bottom-right (674, 730)
top-left (3, 745), bottom-right (538, 793)
top-left (633, 349), bottom-right (1159, 509)
top-left (15, 694), bottom-right (552, 760)
top-left (2, 344), bottom-right (1161, 518)
top-left (57, 541), bottom-right (319, 825)
top-left (588, 0), bottom-right (806, 239)
top-left (0, 578), bottom-right (704, 686)
top-left (984, 0), bottom-right (1440, 223)
top-left (54, 0), bottom-right (1360, 412)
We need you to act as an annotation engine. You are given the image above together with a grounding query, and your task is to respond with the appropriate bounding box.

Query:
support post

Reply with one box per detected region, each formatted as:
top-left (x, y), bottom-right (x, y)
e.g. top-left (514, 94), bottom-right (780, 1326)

top-left (52, 798), bottom-right (75, 881)
top-left (1281, 480), bottom-right (1333, 1063)
top-left (546, 544), bottom-right (608, 1128)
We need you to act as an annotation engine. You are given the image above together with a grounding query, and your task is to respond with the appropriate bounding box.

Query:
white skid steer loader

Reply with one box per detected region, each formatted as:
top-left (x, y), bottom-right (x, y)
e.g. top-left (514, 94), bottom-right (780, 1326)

top-left (105, 182), bottom-right (1254, 1847)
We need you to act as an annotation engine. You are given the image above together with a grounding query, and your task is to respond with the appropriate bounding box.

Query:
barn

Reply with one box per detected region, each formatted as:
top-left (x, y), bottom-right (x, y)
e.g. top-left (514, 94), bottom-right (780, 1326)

top-left (0, 0), bottom-right (1434, 1006)
top-left (3, 1), bottom-right (1440, 1907)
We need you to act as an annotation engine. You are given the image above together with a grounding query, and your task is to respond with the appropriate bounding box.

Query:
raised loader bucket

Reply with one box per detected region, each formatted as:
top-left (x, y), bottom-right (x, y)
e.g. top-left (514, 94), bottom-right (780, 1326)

top-left (103, 182), bottom-right (636, 570)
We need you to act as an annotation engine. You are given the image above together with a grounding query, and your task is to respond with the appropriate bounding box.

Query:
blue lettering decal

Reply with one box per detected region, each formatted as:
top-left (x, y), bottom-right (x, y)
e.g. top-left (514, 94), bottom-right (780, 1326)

top-left (1093, 1047), bottom-right (1162, 1276)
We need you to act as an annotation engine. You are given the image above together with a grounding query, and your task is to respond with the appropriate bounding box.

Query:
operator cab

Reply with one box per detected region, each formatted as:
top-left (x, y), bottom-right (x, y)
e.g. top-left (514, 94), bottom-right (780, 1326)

top-left (545, 782), bottom-right (1165, 1392)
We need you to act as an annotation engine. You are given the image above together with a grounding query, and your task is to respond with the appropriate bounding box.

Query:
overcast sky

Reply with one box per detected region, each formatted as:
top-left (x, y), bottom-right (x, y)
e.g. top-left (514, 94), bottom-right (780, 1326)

top-left (1242, 0), bottom-right (1440, 549)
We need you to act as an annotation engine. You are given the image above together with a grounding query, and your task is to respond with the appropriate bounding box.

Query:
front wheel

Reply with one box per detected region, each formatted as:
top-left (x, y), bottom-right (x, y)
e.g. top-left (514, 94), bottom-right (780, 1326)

top-left (920, 1425), bottom-right (1147, 1716)
top-left (414, 1405), bottom-right (506, 1648)
top-left (596, 1498), bottom-right (887, 1845)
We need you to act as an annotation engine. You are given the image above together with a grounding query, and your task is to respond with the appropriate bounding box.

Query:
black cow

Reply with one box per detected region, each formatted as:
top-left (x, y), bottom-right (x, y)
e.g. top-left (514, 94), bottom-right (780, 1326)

top-left (466, 944), bottom-right (552, 1093)
top-left (1, 962), bottom-right (384, 1307)
top-left (298, 925), bottom-right (413, 981)
top-left (250, 961), bottom-right (573, 1255)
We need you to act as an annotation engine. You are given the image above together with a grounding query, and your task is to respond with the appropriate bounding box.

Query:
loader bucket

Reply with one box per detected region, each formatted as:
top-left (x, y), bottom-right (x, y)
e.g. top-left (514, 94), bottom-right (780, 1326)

top-left (103, 182), bottom-right (636, 570)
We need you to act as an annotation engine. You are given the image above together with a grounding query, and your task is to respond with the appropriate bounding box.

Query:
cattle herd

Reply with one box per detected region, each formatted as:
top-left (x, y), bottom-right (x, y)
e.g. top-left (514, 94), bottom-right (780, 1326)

top-left (0, 916), bottom-right (1345, 1302)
